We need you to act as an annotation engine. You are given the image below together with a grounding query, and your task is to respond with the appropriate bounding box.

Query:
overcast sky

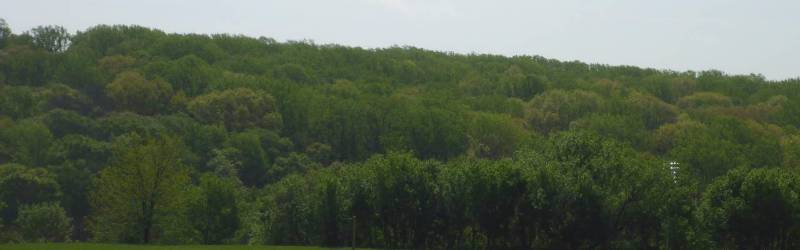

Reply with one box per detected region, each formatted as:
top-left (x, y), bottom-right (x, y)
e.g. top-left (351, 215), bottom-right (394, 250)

top-left (3, 0), bottom-right (799, 80)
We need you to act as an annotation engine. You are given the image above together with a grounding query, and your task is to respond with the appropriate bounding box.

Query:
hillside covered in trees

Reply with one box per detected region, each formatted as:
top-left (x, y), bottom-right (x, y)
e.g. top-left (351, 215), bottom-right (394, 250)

top-left (1, 20), bottom-right (800, 249)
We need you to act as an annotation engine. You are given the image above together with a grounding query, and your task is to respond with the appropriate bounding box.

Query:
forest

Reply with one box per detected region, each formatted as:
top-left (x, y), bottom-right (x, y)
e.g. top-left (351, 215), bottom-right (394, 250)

top-left (1, 19), bottom-right (800, 249)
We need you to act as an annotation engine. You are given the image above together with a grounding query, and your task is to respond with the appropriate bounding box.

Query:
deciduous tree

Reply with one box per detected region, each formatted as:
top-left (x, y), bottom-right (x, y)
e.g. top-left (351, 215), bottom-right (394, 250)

top-left (28, 25), bottom-right (71, 53)
top-left (90, 136), bottom-right (190, 243)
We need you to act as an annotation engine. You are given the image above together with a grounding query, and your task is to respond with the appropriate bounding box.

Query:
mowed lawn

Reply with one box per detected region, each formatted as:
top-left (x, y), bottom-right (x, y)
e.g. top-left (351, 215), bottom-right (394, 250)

top-left (0, 243), bottom-right (364, 250)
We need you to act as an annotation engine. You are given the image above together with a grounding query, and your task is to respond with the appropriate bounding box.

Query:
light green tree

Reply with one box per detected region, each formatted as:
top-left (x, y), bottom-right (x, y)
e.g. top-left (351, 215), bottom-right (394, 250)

top-left (89, 136), bottom-right (190, 244)
top-left (105, 71), bottom-right (173, 115)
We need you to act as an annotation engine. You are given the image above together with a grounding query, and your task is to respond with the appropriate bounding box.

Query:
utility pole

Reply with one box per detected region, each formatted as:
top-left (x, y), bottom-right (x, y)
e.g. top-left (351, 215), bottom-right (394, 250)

top-left (352, 215), bottom-right (357, 250)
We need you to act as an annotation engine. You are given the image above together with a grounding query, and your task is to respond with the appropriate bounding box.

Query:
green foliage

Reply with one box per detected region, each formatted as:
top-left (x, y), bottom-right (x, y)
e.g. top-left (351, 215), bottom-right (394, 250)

top-left (253, 175), bottom-right (315, 245)
top-left (620, 91), bottom-right (679, 129)
top-left (668, 126), bottom-right (746, 186)
top-left (699, 168), bottom-right (800, 249)
top-left (271, 153), bottom-right (321, 183)
top-left (188, 88), bottom-right (281, 131)
top-left (224, 130), bottom-right (269, 187)
top-left (0, 164), bottom-right (61, 224)
top-left (27, 25), bottom-right (71, 53)
top-left (40, 109), bottom-right (96, 137)
top-left (304, 143), bottom-right (332, 166)
top-left (70, 25), bottom-right (165, 56)
top-left (361, 153), bottom-right (437, 248)
top-left (302, 89), bottom-right (383, 161)
top-left (274, 64), bottom-right (314, 84)
top-left (0, 22), bottom-right (797, 249)
top-left (89, 136), bottom-right (191, 243)
top-left (105, 71), bottom-right (173, 115)
top-left (496, 65), bottom-right (546, 100)
top-left (783, 135), bottom-right (800, 169)
top-left (55, 47), bottom-right (102, 92)
top-left (0, 18), bottom-right (10, 49)
top-left (97, 112), bottom-right (167, 139)
top-left (15, 203), bottom-right (72, 242)
top-left (97, 55), bottom-right (136, 80)
top-left (467, 112), bottom-right (527, 158)
top-left (0, 86), bottom-right (41, 119)
top-left (526, 89), bottom-right (605, 133)
top-left (570, 114), bottom-right (647, 148)
top-left (0, 46), bottom-right (54, 86)
top-left (382, 100), bottom-right (469, 160)
top-left (152, 34), bottom-right (224, 63)
top-left (143, 55), bottom-right (213, 96)
top-left (677, 92), bottom-right (733, 109)
top-left (40, 84), bottom-right (94, 114)
top-left (246, 135), bottom-right (698, 249)
top-left (47, 161), bottom-right (96, 241)
top-left (0, 120), bottom-right (54, 167)
top-left (187, 174), bottom-right (241, 244)
top-left (465, 95), bottom-right (526, 117)
top-left (0, 243), bottom-right (342, 250)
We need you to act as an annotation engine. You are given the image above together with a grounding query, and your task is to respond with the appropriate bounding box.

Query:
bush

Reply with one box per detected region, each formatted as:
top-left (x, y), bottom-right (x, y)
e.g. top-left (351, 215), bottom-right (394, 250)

top-left (15, 203), bottom-right (72, 242)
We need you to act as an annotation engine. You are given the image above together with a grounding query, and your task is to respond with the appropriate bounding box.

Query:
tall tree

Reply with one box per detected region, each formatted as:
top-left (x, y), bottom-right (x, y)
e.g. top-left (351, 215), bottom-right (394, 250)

top-left (0, 18), bottom-right (10, 49)
top-left (28, 25), bottom-right (71, 53)
top-left (89, 136), bottom-right (190, 243)
top-left (186, 173), bottom-right (240, 244)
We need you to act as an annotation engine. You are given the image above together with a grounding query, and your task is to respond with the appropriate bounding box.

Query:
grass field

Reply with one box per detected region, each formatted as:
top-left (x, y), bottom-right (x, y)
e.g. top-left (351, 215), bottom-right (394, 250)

top-left (0, 243), bottom-right (363, 250)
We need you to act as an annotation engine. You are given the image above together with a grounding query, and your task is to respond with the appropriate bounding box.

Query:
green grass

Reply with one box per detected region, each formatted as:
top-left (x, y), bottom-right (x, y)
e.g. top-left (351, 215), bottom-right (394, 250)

top-left (0, 243), bottom-right (362, 250)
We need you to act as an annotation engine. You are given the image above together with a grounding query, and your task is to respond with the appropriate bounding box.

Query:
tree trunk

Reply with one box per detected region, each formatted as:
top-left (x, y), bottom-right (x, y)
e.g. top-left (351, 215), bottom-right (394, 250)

top-left (143, 222), bottom-right (151, 244)
top-left (142, 201), bottom-right (155, 244)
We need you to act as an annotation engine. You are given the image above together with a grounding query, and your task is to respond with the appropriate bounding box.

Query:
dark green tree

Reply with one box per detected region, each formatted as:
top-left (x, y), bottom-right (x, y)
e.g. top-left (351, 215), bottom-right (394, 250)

top-left (187, 174), bottom-right (240, 244)
top-left (700, 168), bottom-right (800, 249)
top-left (0, 18), bottom-right (10, 49)
top-left (15, 203), bottom-right (73, 242)
top-left (28, 25), bottom-right (71, 53)
top-left (0, 164), bottom-right (61, 224)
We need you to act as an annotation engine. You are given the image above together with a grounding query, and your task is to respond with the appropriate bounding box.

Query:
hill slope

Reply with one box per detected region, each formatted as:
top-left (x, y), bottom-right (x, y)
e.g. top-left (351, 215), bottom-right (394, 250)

top-left (1, 23), bottom-right (800, 249)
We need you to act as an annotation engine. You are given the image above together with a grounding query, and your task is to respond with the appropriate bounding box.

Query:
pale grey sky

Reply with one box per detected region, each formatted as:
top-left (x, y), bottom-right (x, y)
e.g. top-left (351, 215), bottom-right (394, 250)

top-left (2, 0), bottom-right (798, 80)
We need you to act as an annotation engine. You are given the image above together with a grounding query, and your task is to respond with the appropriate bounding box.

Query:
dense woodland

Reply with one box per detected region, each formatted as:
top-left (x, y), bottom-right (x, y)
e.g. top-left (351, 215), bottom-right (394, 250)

top-left (1, 19), bottom-right (800, 249)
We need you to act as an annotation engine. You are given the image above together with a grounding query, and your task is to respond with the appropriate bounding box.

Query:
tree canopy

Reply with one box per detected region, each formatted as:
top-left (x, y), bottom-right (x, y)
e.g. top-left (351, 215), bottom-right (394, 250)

top-left (1, 21), bottom-right (799, 248)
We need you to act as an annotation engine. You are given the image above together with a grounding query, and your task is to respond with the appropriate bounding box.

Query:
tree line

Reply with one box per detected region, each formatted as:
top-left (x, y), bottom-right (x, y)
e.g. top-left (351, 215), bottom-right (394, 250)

top-left (1, 19), bottom-right (800, 248)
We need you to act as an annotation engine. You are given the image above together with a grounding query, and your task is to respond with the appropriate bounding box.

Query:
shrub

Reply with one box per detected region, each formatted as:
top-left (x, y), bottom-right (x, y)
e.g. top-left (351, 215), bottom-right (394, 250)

top-left (15, 203), bottom-right (72, 242)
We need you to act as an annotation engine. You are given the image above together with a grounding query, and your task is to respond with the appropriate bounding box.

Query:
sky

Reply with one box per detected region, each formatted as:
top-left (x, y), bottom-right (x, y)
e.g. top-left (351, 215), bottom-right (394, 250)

top-left (2, 0), bottom-right (799, 80)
